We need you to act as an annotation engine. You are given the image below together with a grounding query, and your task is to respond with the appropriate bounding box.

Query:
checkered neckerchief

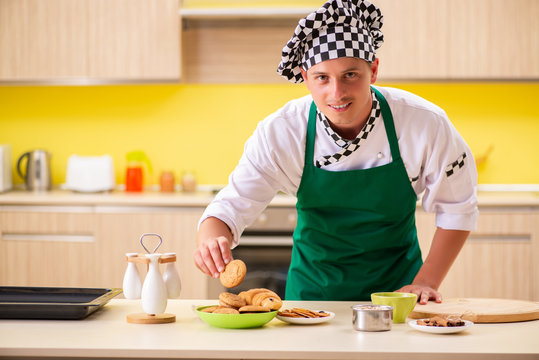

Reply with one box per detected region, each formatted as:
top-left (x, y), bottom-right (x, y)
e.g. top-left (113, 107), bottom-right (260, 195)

top-left (316, 89), bottom-right (380, 168)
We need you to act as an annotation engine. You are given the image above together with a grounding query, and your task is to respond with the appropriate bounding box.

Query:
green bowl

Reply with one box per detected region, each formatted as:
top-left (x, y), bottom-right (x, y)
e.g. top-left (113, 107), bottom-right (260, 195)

top-left (196, 306), bottom-right (278, 329)
top-left (371, 292), bottom-right (418, 323)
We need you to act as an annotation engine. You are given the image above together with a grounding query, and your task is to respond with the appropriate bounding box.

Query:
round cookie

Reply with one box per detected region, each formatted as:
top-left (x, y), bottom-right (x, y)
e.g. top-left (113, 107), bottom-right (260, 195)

top-left (238, 305), bottom-right (271, 313)
top-left (200, 305), bottom-right (219, 313)
top-left (213, 307), bottom-right (240, 314)
top-left (219, 292), bottom-right (247, 309)
top-left (220, 259), bottom-right (247, 288)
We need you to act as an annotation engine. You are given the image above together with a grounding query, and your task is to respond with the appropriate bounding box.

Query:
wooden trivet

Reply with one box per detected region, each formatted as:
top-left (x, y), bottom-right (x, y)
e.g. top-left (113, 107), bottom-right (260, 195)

top-left (126, 313), bottom-right (176, 324)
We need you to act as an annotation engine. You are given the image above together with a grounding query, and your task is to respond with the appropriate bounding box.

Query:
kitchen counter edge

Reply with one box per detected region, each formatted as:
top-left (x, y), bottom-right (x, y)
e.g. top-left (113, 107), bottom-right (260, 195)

top-left (0, 189), bottom-right (538, 208)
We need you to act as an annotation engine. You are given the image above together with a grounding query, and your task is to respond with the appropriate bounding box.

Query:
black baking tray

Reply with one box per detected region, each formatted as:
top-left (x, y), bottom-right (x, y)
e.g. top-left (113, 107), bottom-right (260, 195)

top-left (0, 286), bottom-right (122, 320)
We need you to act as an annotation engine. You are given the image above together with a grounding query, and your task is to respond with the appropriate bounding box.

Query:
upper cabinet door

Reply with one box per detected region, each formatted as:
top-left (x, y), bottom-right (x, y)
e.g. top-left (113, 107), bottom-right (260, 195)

top-left (86, 0), bottom-right (180, 81)
top-left (0, 0), bottom-right (89, 81)
top-left (372, 0), bottom-right (539, 80)
top-left (0, 0), bottom-right (180, 83)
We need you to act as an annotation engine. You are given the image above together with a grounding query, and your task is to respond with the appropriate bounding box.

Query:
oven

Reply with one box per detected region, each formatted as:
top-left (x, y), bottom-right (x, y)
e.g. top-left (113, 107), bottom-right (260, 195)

top-left (207, 206), bottom-right (297, 299)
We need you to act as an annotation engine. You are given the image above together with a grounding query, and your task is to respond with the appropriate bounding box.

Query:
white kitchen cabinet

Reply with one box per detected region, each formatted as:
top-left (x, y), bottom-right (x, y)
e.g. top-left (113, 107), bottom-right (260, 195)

top-left (0, 0), bottom-right (180, 83)
top-left (180, 0), bottom-right (539, 82)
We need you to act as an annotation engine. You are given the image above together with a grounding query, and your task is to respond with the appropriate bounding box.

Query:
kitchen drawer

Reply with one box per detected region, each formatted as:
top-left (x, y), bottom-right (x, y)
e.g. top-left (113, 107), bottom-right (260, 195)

top-left (441, 211), bottom-right (536, 300)
top-left (0, 206), bottom-right (95, 235)
top-left (416, 210), bottom-right (538, 301)
top-left (0, 205), bottom-right (98, 287)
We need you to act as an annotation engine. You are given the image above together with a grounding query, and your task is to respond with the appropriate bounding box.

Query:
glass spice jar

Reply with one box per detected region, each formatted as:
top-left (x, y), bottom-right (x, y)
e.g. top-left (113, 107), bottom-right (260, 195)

top-left (160, 171), bottom-right (175, 192)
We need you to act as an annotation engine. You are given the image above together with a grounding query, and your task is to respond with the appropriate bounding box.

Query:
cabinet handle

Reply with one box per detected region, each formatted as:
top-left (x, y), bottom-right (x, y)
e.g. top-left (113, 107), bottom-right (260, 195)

top-left (2, 233), bottom-right (94, 243)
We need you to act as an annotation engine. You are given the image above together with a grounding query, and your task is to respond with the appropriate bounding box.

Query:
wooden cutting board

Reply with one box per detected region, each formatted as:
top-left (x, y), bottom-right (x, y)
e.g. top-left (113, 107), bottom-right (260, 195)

top-left (409, 298), bottom-right (539, 323)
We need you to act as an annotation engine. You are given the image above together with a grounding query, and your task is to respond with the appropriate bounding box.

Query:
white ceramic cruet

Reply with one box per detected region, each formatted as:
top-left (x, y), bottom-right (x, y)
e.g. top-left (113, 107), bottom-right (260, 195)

top-left (141, 253), bottom-right (168, 315)
top-left (122, 252), bottom-right (142, 299)
top-left (162, 252), bottom-right (181, 298)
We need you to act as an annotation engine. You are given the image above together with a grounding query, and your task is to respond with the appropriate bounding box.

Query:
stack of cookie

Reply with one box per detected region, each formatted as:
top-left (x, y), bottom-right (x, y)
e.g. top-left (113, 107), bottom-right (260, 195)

top-left (199, 259), bottom-right (283, 315)
top-left (201, 288), bottom-right (283, 315)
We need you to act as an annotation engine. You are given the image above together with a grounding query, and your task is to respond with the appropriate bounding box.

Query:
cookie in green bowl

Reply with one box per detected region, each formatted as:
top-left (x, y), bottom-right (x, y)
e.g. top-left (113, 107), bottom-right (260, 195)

top-left (196, 305), bottom-right (277, 329)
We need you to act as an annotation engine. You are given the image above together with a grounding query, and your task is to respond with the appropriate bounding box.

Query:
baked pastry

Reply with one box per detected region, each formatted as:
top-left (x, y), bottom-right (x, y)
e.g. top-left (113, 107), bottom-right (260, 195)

top-left (220, 259), bottom-right (247, 288)
top-left (240, 288), bottom-right (279, 305)
top-left (260, 296), bottom-right (283, 311)
top-left (219, 292), bottom-right (247, 309)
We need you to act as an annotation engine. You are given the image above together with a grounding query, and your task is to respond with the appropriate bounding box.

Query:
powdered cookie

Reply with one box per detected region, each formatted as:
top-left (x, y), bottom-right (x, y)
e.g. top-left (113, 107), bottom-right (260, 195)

top-left (238, 305), bottom-right (271, 313)
top-left (219, 292), bottom-right (246, 309)
top-left (213, 307), bottom-right (240, 314)
top-left (220, 259), bottom-right (247, 288)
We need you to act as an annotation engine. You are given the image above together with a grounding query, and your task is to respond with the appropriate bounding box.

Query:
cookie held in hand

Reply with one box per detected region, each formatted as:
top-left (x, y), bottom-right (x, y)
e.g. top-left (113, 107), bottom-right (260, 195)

top-left (220, 259), bottom-right (247, 288)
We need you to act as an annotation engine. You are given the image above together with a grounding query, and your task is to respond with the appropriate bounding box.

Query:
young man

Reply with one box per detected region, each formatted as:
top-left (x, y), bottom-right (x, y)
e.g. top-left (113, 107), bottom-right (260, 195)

top-left (194, 0), bottom-right (478, 304)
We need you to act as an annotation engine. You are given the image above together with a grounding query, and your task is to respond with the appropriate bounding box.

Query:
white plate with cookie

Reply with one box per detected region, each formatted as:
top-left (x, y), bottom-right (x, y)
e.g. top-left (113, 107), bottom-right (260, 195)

top-left (276, 309), bottom-right (335, 325)
top-left (408, 319), bottom-right (474, 334)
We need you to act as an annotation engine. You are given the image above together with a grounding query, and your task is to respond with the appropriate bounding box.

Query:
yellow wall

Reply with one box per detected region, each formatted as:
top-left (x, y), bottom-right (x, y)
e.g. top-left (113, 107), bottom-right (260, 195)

top-left (1, 82), bottom-right (538, 187)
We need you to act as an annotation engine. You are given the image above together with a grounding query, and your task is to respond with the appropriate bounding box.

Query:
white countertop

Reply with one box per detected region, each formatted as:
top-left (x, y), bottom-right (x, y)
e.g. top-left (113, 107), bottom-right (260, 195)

top-left (1, 299), bottom-right (538, 360)
top-left (0, 189), bottom-right (538, 208)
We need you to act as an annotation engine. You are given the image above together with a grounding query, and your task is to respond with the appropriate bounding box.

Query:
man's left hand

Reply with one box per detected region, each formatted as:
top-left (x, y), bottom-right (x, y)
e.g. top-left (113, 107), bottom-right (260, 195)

top-left (396, 285), bottom-right (442, 305)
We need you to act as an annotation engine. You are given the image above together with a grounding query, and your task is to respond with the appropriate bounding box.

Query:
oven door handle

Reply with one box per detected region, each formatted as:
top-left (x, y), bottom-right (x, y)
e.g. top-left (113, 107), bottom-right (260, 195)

top-left (239, 236), bottom-right (293, 246)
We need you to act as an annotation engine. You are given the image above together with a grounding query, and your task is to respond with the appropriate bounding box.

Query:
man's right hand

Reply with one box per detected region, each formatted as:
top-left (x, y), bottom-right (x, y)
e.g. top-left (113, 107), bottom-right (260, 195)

top-left (194, 217), bottom-right (234, 278)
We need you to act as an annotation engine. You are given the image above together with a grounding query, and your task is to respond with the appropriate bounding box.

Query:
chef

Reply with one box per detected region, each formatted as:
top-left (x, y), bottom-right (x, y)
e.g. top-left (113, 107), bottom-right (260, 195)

top-left (194, 0), bottom-right (478, 304)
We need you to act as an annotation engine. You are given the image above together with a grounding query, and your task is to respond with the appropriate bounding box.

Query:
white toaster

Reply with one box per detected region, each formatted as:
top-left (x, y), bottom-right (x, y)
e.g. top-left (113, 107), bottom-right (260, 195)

top-left (65, 155), bottom-right (115, 192)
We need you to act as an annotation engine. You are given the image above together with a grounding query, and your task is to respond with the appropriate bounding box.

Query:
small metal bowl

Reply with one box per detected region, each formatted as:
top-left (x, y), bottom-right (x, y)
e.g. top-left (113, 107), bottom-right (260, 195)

top-left (352, 304), bottom-right (393, 331)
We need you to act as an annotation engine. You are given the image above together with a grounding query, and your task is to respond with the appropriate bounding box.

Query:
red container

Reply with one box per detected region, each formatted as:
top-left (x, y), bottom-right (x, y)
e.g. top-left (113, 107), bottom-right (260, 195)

top-left (125, 166), bottom-right (143, 192)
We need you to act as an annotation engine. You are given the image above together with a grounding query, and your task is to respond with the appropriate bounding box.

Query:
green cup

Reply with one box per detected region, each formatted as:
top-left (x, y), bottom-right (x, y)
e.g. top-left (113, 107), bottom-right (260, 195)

top-left (371, 292), bottom-right (418, 323)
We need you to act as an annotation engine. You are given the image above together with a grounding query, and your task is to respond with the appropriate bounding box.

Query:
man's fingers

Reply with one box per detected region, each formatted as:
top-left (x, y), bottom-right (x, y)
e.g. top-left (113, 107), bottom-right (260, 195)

top-left (207, 240), bottom-right (226, 276)
top-left (198, 243), bottom-right (220, 278)
top-left (193, 236), bottom-right (233, 279)
top-left (419, 291), bottom-right (430, 305)
top-left (193, 250), bottom-right (211, 276)
top-left (218, 237), bottom-right (232, 265)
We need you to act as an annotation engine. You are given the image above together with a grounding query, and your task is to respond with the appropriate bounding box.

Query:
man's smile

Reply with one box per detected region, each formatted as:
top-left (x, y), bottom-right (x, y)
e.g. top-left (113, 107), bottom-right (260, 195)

top-left (329, 102), bottom-right (351, 111)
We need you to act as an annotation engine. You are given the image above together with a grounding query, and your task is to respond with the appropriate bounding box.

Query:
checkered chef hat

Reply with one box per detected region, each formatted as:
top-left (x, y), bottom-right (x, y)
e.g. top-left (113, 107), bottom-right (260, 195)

top-left (277, 0), bottom-right (384, 83)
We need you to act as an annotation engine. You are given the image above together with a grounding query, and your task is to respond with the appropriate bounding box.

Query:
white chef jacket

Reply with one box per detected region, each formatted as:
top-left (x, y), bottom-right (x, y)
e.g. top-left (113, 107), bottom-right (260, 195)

top-left (201, 86), bottom-right (478, 246)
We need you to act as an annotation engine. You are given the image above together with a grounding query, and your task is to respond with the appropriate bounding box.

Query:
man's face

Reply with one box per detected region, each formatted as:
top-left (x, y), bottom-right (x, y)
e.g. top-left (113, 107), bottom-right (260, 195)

top-left (301, 57), bottom-right (378, 131)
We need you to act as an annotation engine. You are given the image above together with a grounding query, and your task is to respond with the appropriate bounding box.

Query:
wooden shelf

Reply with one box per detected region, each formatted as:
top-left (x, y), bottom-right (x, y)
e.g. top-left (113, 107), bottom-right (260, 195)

top-left (180, 7), bottom-right (315, 19)
top-left (180, 0), bottom-right (539, 82)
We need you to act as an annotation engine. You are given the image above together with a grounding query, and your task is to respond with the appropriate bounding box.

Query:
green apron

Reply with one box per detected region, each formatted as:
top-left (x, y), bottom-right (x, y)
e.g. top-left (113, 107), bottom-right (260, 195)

top-left (285, 87), bottom-right (423, 301)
